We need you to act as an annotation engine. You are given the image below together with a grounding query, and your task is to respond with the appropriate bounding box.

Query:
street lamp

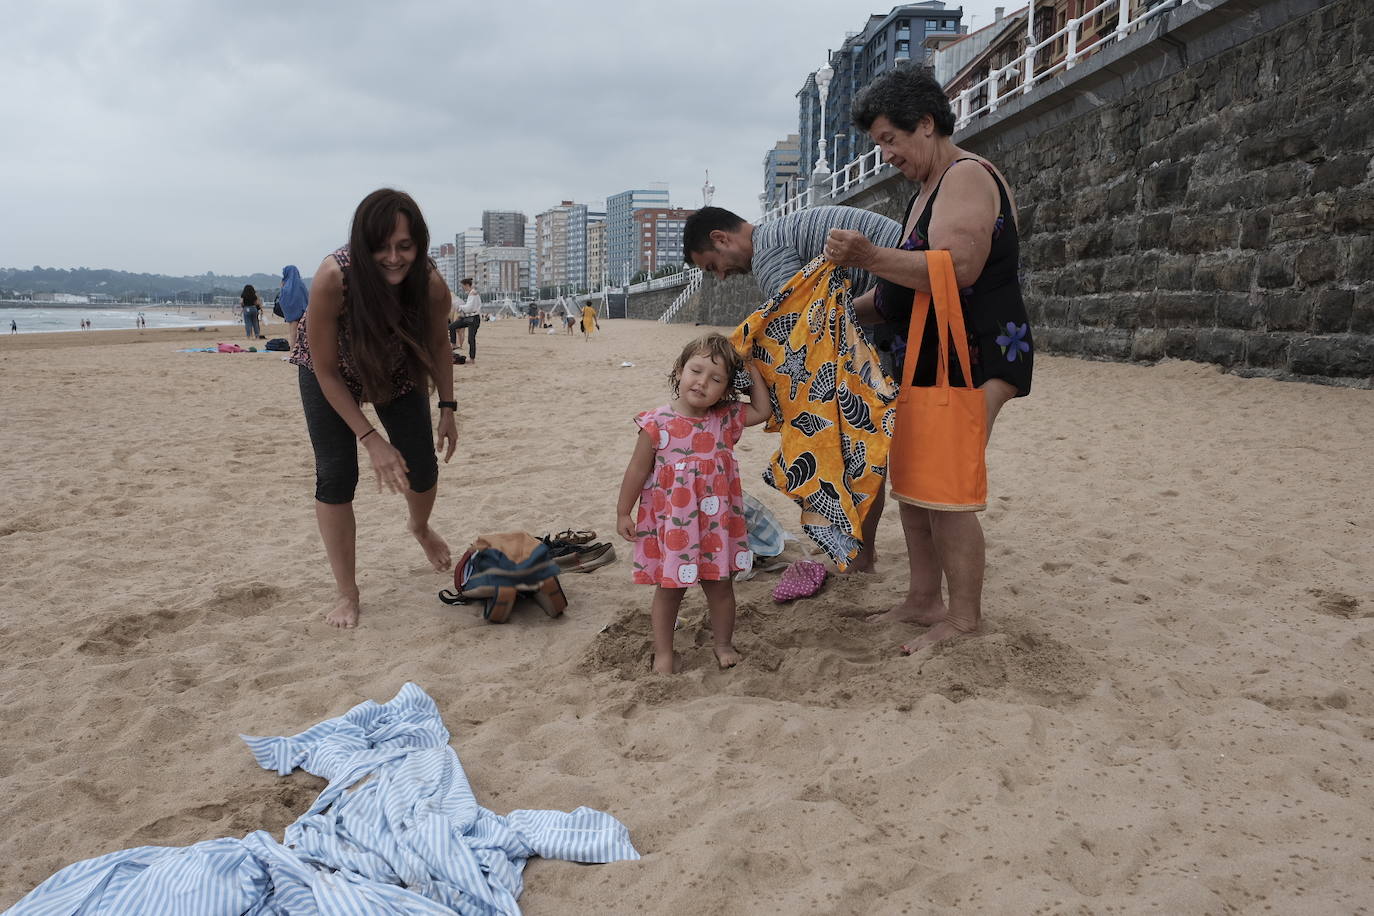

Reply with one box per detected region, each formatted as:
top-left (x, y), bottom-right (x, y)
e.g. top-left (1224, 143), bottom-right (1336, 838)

top-left (811, 63), bottom-right (835, 186)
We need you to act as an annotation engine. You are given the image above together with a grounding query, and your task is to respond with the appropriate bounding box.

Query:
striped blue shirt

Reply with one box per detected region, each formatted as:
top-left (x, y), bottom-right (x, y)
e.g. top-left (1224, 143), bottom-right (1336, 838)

top-left (7, 683), bottom-right (639, 914)
top-left (752, 205), bottom-right (902, 297)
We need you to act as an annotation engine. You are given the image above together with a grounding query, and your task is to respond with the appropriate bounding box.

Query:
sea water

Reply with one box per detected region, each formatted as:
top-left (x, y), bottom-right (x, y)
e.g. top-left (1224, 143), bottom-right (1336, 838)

top-left (1, 306), bottom-right (241, 334)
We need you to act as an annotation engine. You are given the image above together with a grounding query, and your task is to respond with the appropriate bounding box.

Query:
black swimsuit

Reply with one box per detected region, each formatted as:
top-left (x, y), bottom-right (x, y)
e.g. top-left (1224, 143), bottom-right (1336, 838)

top-left (874, 158), bottom-right (1034, 396)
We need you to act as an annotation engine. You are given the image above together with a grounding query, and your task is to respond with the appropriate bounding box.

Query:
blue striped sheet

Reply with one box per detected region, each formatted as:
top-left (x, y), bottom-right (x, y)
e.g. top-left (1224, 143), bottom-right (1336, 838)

top-left (751, 205), bottom-right (903, 298)
top-left (6, 683), bottom-right (638, 915)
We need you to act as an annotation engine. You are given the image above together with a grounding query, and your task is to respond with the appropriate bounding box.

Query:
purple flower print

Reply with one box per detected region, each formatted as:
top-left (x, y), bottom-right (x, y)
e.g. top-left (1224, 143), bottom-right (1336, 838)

top-left (996, 322), bottom-right (1030, 361)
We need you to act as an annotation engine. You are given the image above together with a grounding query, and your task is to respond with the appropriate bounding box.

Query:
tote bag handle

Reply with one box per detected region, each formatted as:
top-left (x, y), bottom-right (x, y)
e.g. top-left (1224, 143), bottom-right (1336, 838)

top-left (898, 249), bottom-right (975, 405)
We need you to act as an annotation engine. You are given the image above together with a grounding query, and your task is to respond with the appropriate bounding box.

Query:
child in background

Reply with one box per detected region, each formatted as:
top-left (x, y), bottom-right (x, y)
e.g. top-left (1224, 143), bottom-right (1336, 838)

top-left (616, 334), bottom-right (771, 674)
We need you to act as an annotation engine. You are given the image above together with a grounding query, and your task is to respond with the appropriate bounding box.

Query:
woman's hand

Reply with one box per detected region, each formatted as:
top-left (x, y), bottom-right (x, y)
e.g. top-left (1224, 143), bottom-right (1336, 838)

top-left (825, 228), bottom-right (876, 270)
top-left (436, 411), bottom-right (458, 463)
top-left (616, 512), bottom-right (637, 542)
top-left (364, 434), bottom-right (411, 494)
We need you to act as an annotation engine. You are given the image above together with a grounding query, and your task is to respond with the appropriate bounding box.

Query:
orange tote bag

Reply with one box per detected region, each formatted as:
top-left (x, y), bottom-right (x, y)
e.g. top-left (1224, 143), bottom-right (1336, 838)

top-left (888, 249), bottom-right (987, 512)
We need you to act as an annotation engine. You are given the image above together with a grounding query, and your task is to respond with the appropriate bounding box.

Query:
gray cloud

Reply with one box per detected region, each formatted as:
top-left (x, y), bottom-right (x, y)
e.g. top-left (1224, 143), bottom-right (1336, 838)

top-left (2, 0), bottom-right (1011, 275)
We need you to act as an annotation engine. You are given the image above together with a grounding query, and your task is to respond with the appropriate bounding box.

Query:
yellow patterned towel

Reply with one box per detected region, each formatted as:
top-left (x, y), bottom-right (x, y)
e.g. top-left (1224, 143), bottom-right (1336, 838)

top-left (730, 258), bottom-right (896, 570)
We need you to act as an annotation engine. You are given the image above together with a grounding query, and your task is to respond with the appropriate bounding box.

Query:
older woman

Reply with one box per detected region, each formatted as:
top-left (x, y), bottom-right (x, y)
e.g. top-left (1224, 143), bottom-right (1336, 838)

top-left (825, 66), bottom-right (1033, 654)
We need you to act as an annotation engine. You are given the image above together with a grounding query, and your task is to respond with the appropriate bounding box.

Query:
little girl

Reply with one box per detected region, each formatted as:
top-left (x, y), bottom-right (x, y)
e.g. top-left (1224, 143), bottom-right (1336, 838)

top-left (616, 334), bottom-right (771, 674)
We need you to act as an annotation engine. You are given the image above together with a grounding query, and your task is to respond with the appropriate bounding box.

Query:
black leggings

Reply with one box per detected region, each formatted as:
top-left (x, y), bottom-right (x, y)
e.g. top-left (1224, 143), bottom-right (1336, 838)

top-left (448, 316), bottom-right (479, 357)
top-left (298, 367), bottom-right (438, 504)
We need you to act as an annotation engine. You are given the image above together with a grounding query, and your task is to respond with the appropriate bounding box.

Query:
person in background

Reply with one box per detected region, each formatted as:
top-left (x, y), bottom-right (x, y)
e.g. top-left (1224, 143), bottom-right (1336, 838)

top-left (240, 284), bottom-right (264, 339)
top-left (278, 265), bottom-right (309, 348)
top-left (526, 300), bottom-right (539, 334)
top-left (288, 188), bottom-right (458, 629)
top-left (581, 300), bottom-right (599, 341)
top-left (454, 278), bottom-right (481, 362)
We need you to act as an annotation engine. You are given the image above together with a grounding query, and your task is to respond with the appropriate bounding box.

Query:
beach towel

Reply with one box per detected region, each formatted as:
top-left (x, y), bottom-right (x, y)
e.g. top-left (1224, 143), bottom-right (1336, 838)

top-left (729, 257), bottom-right (896, 569)
top-left (6, 683), bottom-right (639, 915)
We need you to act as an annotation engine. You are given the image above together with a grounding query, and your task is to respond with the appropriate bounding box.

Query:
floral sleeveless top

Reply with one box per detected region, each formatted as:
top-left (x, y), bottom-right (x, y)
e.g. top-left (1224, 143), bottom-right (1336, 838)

top-left (289, 247), bottom-right (417, 403)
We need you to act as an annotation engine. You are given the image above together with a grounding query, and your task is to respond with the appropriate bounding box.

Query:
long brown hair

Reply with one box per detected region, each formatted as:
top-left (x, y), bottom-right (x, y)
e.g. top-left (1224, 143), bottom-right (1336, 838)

top-left (346, 189), bottom-right (440, 403)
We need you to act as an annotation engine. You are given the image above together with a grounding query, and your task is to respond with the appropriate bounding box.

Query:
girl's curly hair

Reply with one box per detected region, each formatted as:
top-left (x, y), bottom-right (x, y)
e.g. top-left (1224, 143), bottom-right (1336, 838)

top-left (668, 333), bottom-right (742, 406)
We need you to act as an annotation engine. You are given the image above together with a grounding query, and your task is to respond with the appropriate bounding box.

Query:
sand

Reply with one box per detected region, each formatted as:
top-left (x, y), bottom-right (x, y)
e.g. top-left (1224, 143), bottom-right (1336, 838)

top-left (1, 318), bottom-right (1371, 913)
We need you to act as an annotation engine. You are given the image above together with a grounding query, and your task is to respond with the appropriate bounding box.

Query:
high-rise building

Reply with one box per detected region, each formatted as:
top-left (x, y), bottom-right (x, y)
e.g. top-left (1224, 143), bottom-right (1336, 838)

top-left (633, 207), bottom-right (697, 274)
top-left (762, 134), bottom-right (802, 214)
top-left (461, 227), bottom-right (483, 281)
top-left (607, 183), bottom-right (670, 286)
top-left (525, 223), bottom-right (538, 290)
top-left (475, 246), bottom-right (531, 296)
top-left (586, 219), bottom-right (607, 291)
top-left (432, 242), bottom-right (458, 290)
top-left (797, 2), bottom-right (965, 183)
top-left (482, 211), bottom-right (526, 247)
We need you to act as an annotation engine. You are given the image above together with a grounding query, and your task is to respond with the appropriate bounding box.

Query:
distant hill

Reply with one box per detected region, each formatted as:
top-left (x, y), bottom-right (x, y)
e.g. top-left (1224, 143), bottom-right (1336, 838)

top-left (0, 266), bottom-right (288, 301)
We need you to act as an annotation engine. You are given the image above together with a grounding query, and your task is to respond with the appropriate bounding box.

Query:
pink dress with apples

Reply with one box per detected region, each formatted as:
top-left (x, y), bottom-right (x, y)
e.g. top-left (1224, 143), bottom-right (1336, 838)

top-left (631, 403), bottom-right (752, 588)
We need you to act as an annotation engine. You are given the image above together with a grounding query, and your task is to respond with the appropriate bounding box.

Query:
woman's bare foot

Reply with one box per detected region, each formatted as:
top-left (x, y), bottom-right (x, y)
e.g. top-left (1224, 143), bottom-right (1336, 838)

top-left (900, 617), bottom-right (979, 655)
top-left (325, 593), bottom-right (361, 629)
top-left (651, 651), bottom-right (677, 675)
top-left (866, 597), bottom-right (947, 625)
top-left (410, 524), bottom-right (451, 571)
top-left (713, 644), bottom-right (742, 669)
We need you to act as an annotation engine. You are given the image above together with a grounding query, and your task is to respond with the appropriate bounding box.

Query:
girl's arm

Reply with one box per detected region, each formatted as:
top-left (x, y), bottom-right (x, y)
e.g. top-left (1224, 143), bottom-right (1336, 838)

top-left (740, 362), bottom-right (772, 427)
top-left (851, 289), bottom-right (880, 325)
top-left (616, 429), bottom-right (656, 541)
top-left (427, 269), bottom-right (457, 463)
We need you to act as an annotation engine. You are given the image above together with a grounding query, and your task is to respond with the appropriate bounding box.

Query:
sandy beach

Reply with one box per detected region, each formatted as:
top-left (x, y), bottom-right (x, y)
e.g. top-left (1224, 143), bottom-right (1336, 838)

top-left (1, 318), bottom-right (1371, 913)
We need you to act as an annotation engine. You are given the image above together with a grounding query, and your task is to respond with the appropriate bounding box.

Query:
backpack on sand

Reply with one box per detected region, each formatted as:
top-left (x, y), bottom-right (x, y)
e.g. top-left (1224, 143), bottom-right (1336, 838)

top-left (438, 532), bottom-right (567, 623)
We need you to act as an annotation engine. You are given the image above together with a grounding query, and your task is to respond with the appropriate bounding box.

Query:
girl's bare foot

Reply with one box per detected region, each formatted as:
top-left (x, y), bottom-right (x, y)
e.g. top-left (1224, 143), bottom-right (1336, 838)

top-left (410, 524), bottom-right (451, 571)
top-left (651, 651), bottom-right (677, 675)
top-left (713, 644), bottom-right (742, 669)
top-left (325, 593), bottom-right (361, 629)
top-left (866, 597), bottom-right (946, 626)
top-left (900, 617), bottom-right (979, 655)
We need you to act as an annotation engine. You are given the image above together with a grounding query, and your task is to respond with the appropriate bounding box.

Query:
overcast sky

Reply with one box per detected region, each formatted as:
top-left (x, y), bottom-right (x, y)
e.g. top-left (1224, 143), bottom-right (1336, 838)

top-left (3, 0), bottom-right (1014, 277)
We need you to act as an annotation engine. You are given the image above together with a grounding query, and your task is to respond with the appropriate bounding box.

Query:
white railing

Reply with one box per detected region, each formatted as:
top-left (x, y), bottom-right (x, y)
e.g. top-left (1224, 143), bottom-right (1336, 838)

top-left (760, 0), bottom-right (1190, 225)
top-left (953, 0), bottom-right (1186, 129)
top-left (657, 267), bottom-right (703, 323)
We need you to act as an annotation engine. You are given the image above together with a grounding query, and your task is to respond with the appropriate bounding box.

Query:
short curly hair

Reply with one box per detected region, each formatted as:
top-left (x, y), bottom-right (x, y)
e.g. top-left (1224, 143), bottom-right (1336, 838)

top-left (669, 333), bottom-right (742, 405)
top-left (852, 65), bottom-right (955, 137)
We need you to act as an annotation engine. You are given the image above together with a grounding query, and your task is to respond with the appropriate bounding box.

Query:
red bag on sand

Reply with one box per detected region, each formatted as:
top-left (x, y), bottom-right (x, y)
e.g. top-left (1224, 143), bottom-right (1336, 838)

top-left (888, 249), bottom-right (988, 512)
top-left (772, 560), bottom-right (828, 602)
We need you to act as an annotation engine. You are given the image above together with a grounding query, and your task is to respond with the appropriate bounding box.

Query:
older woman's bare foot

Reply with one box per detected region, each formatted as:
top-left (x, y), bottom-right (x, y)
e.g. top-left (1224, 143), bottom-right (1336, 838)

top-left (325, 593), bottom-right (361, 629)
top-left (866, 597), bottom-right (946, 626)
top-left (900, 617), bottom-right (979, 655)
top-left (410, 524), bottom-right (451, 571)
top-left (714, 644), bottom-right (742, 669)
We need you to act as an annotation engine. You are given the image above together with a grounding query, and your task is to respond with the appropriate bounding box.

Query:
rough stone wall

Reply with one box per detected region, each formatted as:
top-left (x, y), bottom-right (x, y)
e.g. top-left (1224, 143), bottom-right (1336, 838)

top-left (975, 0), bottom-right (1373, 385)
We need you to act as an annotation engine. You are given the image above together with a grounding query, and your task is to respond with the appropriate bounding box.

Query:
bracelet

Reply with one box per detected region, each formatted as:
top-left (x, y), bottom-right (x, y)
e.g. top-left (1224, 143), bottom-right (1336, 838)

top-left (437, 400), bottom-right (457, 410)
top-left (358, 428), bottom-right (377, 442)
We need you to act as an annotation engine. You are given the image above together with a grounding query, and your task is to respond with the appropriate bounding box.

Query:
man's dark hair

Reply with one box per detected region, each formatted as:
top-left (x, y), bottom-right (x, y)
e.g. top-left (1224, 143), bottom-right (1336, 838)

top-left (852, 65), bottom-right (955, 137)
top-left (683, 207), bottom-right (746, 260)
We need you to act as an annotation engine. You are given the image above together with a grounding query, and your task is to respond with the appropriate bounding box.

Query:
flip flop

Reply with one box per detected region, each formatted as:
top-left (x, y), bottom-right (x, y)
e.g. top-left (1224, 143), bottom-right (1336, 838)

top-left (554, 528), bottom-right (597, 545)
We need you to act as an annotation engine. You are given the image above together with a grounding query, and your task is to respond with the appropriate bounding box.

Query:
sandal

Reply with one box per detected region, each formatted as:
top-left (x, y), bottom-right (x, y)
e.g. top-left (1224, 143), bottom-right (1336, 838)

top-left (554, 528), bottom-right (597, 545)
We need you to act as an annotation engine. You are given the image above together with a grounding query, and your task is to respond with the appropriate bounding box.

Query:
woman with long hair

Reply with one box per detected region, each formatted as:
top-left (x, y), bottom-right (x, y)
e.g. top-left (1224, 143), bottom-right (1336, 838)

top-left (289, 189), bottom-right (458, 628)
top-left (240, 284), bottom-right (264, 339)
